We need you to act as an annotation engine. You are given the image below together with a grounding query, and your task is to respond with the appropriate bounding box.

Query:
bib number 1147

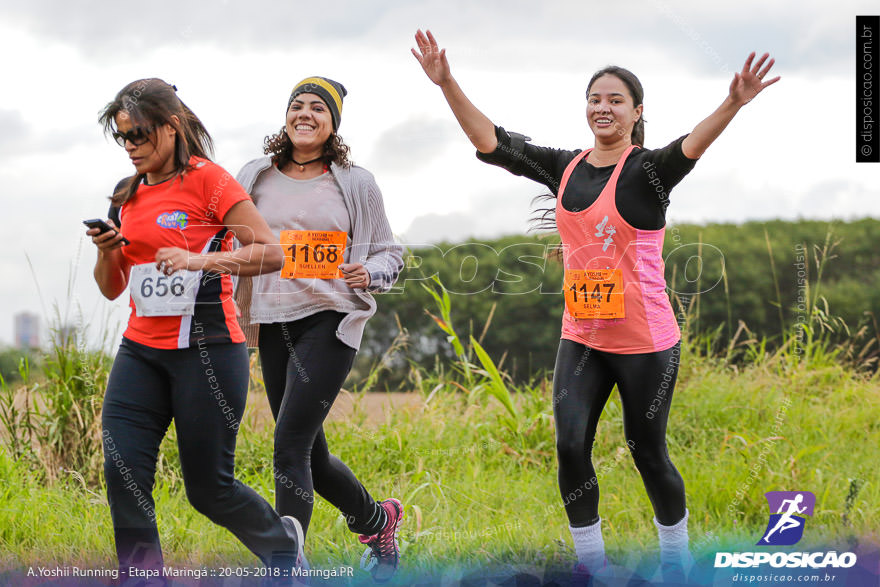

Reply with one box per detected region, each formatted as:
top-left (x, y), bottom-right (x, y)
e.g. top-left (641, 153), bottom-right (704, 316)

top-left (563, 269), bottom-right (625, 319)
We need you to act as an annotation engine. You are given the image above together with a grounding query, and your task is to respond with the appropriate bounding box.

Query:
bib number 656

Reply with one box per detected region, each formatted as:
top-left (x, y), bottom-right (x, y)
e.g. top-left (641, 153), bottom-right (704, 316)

top-left (130, 263), bottom-right (200, 317)
top-left (140, 274), bottom-right (186, 298)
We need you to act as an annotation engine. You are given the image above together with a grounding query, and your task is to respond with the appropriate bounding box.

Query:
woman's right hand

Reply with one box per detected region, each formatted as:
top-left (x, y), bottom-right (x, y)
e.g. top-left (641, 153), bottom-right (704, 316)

top-left (89, 218), bottom-right (130, 300)
top-left (87, 219), bottom-right (126, 253)
top-left (412, 29), bottom-right (452, 86)
top-left (411, 28), bottom-right (498, 153)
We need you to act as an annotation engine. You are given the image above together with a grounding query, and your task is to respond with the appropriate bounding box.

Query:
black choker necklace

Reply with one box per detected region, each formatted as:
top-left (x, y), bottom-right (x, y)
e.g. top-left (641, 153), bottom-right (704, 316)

top-left (291, 156), bottom-right (324, 172)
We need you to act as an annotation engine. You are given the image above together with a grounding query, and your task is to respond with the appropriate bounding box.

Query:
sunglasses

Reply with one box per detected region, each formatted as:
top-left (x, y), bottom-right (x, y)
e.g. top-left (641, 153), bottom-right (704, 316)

top-left (112, 125), bottom-right (156, 147)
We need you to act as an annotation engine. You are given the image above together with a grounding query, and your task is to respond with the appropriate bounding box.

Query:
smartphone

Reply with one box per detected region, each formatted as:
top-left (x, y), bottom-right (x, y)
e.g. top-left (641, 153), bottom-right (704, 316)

top-left (83, 218), bottom-right (130, 246)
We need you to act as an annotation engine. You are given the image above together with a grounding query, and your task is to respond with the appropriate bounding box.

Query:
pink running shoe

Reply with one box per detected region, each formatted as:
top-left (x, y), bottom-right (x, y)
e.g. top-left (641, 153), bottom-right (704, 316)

top-left (358, 499), bottom-right (403, 582)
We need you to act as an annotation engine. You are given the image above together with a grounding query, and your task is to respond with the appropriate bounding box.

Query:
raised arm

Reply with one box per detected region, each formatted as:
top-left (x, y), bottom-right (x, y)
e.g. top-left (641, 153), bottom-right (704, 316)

top-left (681, 52), bottom-right (780, 160)
top-left (412, 29), bottom-right (498, 153)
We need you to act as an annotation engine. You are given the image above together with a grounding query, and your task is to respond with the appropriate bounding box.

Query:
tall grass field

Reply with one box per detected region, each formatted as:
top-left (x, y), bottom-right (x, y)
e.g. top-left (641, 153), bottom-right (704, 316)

top-left (1, 264), bottom-right (878, 586)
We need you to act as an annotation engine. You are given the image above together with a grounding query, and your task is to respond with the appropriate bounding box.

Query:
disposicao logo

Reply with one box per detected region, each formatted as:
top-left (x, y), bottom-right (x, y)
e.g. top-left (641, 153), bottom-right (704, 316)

top-left (714, 490), bottom-right (857, 570)
top-left (157, 211), bottom-right (188, 230)
top-left (759, 491), bottom-right (815, 546)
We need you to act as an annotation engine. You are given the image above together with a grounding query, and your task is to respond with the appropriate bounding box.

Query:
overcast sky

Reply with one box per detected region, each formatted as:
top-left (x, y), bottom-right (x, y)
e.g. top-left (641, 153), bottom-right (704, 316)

top-left (1, 0), bottom-right (877, 348)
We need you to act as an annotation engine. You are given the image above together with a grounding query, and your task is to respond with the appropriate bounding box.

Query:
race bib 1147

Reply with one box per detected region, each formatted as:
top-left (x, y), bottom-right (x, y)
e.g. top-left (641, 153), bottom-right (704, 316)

top-left (563, 269), bottom-right (625, 319)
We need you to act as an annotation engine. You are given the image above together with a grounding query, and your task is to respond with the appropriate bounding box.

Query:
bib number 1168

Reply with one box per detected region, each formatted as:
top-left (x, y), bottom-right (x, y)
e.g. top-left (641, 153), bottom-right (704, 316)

top-left (287, 243), bottom-right (340, 265)
top-left (280, 230), bottom-right (347, 279)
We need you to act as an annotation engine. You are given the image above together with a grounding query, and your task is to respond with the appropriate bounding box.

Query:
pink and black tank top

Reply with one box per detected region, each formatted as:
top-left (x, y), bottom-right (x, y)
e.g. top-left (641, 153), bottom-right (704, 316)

top-left (555, 146), bottom-right (680, 354)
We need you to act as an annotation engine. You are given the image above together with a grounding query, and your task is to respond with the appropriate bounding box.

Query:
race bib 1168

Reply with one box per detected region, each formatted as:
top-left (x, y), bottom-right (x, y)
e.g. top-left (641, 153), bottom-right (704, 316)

top-left (280, 230), bottom-right (346, 279)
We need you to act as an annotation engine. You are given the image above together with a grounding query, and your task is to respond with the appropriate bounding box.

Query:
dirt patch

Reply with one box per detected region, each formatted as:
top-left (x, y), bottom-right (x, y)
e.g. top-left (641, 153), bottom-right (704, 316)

top-left (243, 389), bottom-right (425, 430)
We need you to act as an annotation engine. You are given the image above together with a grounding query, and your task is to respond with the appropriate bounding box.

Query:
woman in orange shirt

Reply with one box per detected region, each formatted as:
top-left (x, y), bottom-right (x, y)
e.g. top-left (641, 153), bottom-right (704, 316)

top-left (88, 78), bottom-right (305, 581)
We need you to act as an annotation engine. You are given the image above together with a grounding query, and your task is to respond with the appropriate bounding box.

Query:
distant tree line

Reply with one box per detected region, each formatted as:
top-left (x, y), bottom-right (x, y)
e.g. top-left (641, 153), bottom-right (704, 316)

top-left (0, 348), bottom-right (37, 383)
top-left (352, 218), bottom-right (880, 386)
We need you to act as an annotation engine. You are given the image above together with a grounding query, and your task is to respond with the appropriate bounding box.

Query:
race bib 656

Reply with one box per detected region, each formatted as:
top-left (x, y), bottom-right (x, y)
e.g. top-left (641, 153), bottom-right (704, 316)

top-left (129, 263), bottom-right (201, 317)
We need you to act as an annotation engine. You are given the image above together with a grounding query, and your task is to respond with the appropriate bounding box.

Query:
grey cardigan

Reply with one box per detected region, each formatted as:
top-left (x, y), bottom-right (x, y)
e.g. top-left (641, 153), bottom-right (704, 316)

top-left (234, 156), bottom-right (404, 350)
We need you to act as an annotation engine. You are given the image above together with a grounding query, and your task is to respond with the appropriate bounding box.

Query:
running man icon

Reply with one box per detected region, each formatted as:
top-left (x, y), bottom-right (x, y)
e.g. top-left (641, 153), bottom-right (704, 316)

top-left (762, 494), bottom-right (807, 542)
top-left (759, 491), bottom-right (816, 546)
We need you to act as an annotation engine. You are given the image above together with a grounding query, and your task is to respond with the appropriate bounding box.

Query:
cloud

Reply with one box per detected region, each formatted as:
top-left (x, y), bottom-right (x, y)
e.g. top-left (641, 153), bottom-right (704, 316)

top-left (2, 0), bottom-right (399, 58)
top-left (668, 175), bottom-right (880, 227)
top-left (403, 211), bottom-right (480, 243)
top-left (368, 117), bottom-right (457, 174)
top-left (0, 110), bottom-right (29, 156)
top-left (0, 107), bottom-right (102, 160)
top-left (401, 173), bottom-right (880, 245)
top-left (401, 185), bottom-right (536, 243)
top-left (4, 0), bottom-right (866, 76)
top-left (799, 181), bottom-right (880, 219)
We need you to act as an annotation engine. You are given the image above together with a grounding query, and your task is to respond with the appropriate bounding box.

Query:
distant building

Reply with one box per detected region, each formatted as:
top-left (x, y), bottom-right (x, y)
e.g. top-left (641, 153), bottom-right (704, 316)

top-left (14, 312), bottom-right (41, 349)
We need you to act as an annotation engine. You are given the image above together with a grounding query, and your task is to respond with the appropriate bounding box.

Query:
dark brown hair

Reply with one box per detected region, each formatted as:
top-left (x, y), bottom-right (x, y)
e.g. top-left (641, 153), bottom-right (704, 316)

top-left (587, 65), bottom-right (646, 147)
top-left (263, 127), bottom-right (351, 169)
top-left (99, 78), bottom-right (214, 206)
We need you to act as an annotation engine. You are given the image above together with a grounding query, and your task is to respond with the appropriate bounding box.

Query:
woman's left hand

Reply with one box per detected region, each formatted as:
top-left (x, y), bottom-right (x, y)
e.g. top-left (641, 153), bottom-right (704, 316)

top-left (339, 263), bottom-right (371, 290)
top-left (730, 52), bottom-right (780, 106)
top-left (683, 52), bottom-right (781, 159)
top-left (155, 247), bottom-right (199, 275)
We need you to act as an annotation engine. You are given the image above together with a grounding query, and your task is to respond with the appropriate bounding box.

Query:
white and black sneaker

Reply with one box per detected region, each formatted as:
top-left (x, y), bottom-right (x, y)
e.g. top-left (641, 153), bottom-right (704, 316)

top-left (282, 515), bottom-right (309, 571)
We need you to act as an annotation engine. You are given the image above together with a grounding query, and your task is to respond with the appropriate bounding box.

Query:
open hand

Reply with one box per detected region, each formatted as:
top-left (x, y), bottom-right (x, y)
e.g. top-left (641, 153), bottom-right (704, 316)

top-left (412, 29), bottom-right (452, 86)
top-left (730, 52), bottom-right (780, 106)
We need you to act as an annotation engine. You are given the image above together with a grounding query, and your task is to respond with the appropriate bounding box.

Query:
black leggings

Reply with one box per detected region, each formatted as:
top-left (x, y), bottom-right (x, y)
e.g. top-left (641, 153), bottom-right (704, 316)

top-left (553, 338), bottom-right (685, 527)
top-left (258, 311), bottom-right (383, 538)
top-left (102, 337), bottom-right (296, 577)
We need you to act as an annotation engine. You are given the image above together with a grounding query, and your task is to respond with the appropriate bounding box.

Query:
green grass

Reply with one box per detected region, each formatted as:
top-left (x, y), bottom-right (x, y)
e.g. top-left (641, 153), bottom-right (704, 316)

top-left (2, 263), bottom-right (878, 583)
top-left (1, 344), bottom-right (878, 576)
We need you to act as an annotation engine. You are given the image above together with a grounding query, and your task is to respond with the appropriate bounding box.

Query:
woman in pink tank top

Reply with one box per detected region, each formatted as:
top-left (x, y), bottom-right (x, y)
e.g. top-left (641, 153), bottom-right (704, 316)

top-left (413, 29), bottom-right (779, 581)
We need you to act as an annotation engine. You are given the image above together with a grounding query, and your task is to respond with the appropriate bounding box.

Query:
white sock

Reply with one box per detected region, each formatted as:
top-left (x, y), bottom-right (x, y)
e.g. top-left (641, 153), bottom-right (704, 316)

top-left (570, 518), bottom-right (605, 571)
top-left (654, 509), bottom-right (694, 569)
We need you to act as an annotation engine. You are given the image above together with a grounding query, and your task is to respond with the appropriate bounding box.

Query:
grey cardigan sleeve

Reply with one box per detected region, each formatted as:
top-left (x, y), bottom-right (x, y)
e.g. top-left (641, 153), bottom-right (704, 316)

top-left (361, 180), bottom-right (404, 293)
